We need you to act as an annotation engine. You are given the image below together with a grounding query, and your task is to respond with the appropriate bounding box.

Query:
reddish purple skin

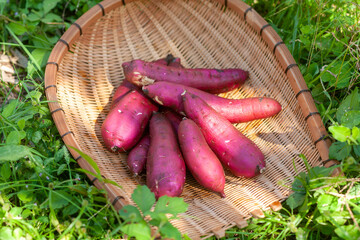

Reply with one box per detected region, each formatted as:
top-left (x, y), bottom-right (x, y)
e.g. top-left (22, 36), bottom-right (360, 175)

top-left (183, 93), bottom-right (265, 178)
top-left (143, 82), bottom-right (282, 123)
top-left (178, 119), bottom-right (226, 197)
top-left (111, 56), bottom-right (183, 109)
top-left (127, 134), bottom-right (150, 176)
top-left (111, 80), bottom-right (140, 109)
top-left (122, 59), bottom-right (248, 94)
top-left (147, 113), bottom-right (186, 198)
top-left (152, 54), bottom-right (183, 68)
top-left (162, 110), bottom-right (183, 132)
top-left (101, 90), bottom-right (158, 152)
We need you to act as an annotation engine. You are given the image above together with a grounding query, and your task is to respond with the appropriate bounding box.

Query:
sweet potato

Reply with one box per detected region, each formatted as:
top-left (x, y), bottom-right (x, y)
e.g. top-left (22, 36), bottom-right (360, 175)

top-left (162, 109), bottom-right (183, 132)
top-left (111, 80), bottom-right (140, 109)
top-left (143, 82), bottom-right (281, 123)
top-left (122, 59), bottom-right (248, 93)
top-left (178, 119), bottom-right (226, 197)
top-left (101, 90), bottom-right (158, 152)
top-left (183, 92), bottom-right (265, 178)
top-left (147, 112), bottom-right (186, 198)
top-left (127, 134), bottom-right (150, 176)
top-left (152, 54), bottom-right (183, 68)
top-left (111, 56), bottom-right (183, 109)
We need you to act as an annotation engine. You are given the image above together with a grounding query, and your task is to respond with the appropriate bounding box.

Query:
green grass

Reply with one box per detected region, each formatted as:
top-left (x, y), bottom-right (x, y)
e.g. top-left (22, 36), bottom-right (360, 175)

top-left (1, 0), bottom-right (359, 239)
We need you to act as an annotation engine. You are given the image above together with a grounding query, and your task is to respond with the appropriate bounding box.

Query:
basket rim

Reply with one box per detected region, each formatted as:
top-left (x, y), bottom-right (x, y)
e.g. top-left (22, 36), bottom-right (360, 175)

top-left (44, 0), bottom-right (335, 237)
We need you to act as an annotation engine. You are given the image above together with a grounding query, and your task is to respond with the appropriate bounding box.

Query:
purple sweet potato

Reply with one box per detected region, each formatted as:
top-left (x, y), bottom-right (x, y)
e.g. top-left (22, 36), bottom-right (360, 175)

top-left (111, 56), bottom-right (184, 109)
top-left (152, 54), bottom-right (183, 68)
top-left (162, 109), bottom-right (183, 133)
top-left (111, 80), bottom-right (140, 109)
top-left (127, 134), bottom-right (150, 176)
top-left (143, 82), bottom-right (282, 123)
top-left (147, 112), bottom-right (186, 198)
top-left (178, 118), bottom-right (226, 197)
top-left (122, 59), bottom-right (248, 93)
top-left (101, 90), bottom-right (158, 152)
top-left (183, 92), bottom-right (265, 178)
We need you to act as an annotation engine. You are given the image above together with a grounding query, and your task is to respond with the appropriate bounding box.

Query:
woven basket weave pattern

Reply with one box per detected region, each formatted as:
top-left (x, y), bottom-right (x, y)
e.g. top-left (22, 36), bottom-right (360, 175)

top-left (46, 0), bottom-right (329, 238)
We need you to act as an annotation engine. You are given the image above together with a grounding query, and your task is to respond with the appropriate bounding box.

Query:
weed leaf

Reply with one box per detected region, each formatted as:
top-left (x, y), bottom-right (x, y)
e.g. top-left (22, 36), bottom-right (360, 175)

top-left (27, 49), bottom-right (49, 76)
top-left (49, 209), bottom-right (60, 230)
top-left (41, 13), bottom-right (62, 23)
top-left (6, 26), bottom-right (43, 75)
top-left (353, 145), bottom-right (360, 157)
top-left (8, 22), bottom-right (27, 35)
top-left (1, 162), bottom-right (11, 180)
top-left (120, 221), bottom-right (151, 240)
top-left (329, 125), bottom-right (351, 142)
top-left (308, 166), bottom-right (333, 179)
top-left (336, 88), bottom-right (359, 123)
top-left (39, 119), bottom-right (53, 129)
top-left (317, 193), bottom-right (341, 213)
top-left (17, 119), bottom-right (26, 130)
top-left (21, 209), bottom-right (32, 219)
top-left (54, 147), bottom-right (64, 162)
top-left (159, 221), bottom-right (182, 240)
top-left (119, 205), bottom-right (143, 223)
top-left (2, 99), bottom-right (18, 118)
top-left (76, 168), bottom-right (98, 178)
top-left (0, 227), bottom-right (15, 240)
top-left (0, 145), bottom-right (31, 161)
top-left (31, 131), bottom-right (43, 144)
top-left (341, 110), bottom-right (360, 128)
top-left (38, 216), bottom-right (49, 224)
top-left (57, 164), bottom-right (67, 176)
top-left (131, 185), bottom-right (155, 215)
top-left (329, 212), bottom-right (349, 226)
top-left (103, 179), bottom-right (122, 189)
top-left (153, 196), bottom-right (188, 218)
top-left (334, 225), bottom-right (360, 240)
top-left (6, 131), bottom-right (21, 145)
top-left (50, 190), bottom-right (71, 209)
top-left (352, 127), bottom-right (359, 140)
top-left (17, 191), bottom-right (33, 203)
top-left (68, 146), bottom-right (100, 175)
top-left (296, 228), bottom-right (308, 240)
top-left (149, 213), bottom-right (167, 227)
top-left (286, 192), bottom-right (306, 210)
top-left (63, 204), bottom-right (79, 217)
top-left (329, 142), bottom-right (351, 160)
top-left (43, 0), bottom-right (61, 14)
top-left (9, 207), bottom-right (22, 217)
top-left (322, 61), bottom-right (352, 89)
top-left (27, 13), bottom-right (41, 22)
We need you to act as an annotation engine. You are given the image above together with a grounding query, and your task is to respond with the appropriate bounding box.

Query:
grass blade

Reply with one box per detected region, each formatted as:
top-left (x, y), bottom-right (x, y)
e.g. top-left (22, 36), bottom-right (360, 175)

top-left (5, 25), bottom-right (43, 76)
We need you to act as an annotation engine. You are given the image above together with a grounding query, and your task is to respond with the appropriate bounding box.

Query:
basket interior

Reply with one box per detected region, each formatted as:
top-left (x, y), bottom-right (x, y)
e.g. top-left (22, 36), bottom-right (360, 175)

top-left (54, 0), bottom-right (322, 238)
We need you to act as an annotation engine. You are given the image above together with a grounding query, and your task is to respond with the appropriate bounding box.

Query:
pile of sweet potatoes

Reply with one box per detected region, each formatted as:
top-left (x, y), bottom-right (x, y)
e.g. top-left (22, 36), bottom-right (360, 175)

top-left (101, 55), bottom-right (282, 199)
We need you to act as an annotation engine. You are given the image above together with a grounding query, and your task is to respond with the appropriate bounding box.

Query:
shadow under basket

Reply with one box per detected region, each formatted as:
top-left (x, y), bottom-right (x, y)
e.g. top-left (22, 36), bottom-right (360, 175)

top-left (44, 0), bottom-right (339, 239)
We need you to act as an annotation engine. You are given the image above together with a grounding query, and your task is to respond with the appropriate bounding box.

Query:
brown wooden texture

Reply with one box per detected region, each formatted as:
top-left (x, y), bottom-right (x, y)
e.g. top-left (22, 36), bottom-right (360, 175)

top-left (44, 0), bottom-right (332, 238)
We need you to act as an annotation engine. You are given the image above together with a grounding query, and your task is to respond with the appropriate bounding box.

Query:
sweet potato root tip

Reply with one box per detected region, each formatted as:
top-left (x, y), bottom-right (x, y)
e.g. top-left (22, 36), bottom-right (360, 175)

top-left (111, 146), bottom-right (119, 152)
top-left (142, 86), bottom-right (148, 95)
top-left (154, 96), bottom-right (164, 105)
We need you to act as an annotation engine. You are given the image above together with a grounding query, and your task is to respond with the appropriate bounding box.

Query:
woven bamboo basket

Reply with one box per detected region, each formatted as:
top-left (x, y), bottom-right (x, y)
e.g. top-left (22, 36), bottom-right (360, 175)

top-left (44, 0), bottom-right (339, 238)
